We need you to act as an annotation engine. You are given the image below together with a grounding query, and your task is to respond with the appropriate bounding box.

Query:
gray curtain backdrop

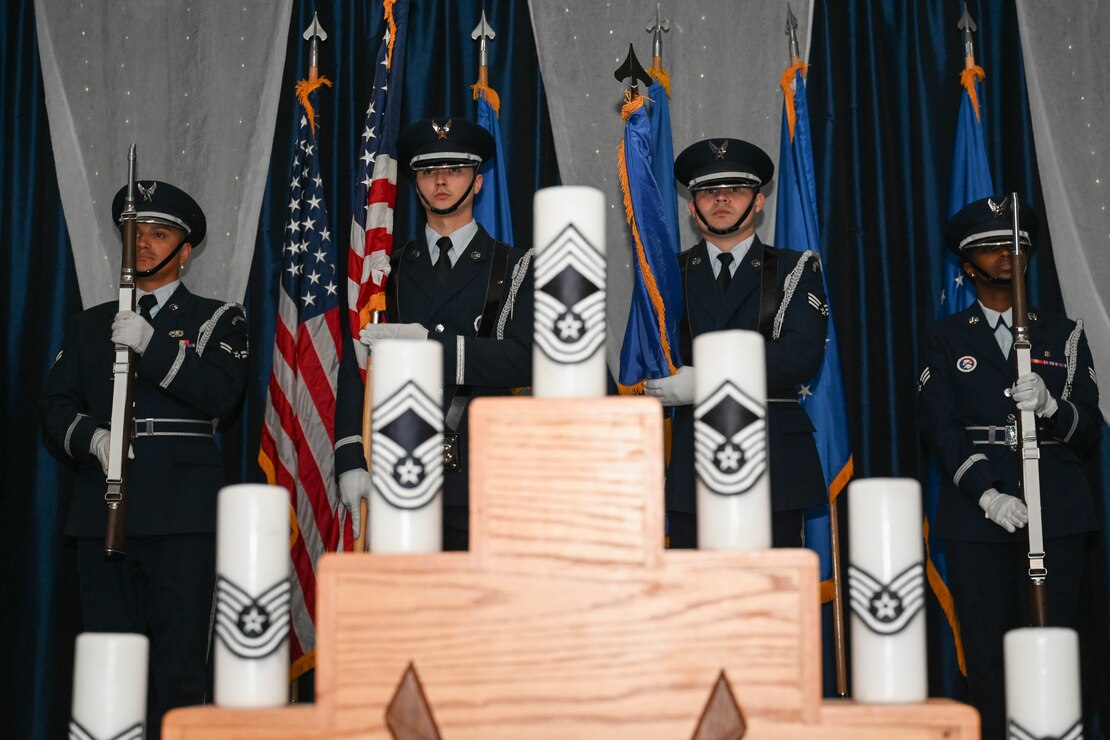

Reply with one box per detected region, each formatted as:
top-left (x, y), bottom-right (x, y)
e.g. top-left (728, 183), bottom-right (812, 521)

top-left (528, 0), bottom-right (812, 376)
top-left (35, 0), bottom-right (293, 307)
top-left (1017, 4), bottom-right (1110, 424)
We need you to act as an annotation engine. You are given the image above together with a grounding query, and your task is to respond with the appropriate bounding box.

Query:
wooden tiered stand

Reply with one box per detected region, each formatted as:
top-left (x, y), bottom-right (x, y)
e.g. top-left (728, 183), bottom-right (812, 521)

top-left (165, 397), bottom-right (977, 738)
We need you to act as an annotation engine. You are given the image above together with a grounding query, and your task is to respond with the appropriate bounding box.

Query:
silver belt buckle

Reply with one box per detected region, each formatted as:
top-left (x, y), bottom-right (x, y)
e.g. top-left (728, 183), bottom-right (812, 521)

top-left (1005, 422), bottom-right (1018, 451)
top-left (443, 432), bottom-right (461, 472)
top-left (132, 418), bottom-right (154, 438)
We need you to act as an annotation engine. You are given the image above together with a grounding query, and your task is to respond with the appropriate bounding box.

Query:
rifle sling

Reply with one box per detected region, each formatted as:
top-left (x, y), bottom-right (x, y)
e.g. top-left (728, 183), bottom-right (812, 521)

top-left (444, 242), bottom-right (510, 431)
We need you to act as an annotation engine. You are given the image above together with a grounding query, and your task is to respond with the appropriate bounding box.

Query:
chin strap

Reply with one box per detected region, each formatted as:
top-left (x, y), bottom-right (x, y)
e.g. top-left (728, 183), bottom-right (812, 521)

top-left (416, 167), bottom-right (480, 216)
top-left (963, 257), bottom-right (1012, 286)
top-left (136, 236), bottom-right (189, 278)
top-left (692, 188), bottom-right (759, 236)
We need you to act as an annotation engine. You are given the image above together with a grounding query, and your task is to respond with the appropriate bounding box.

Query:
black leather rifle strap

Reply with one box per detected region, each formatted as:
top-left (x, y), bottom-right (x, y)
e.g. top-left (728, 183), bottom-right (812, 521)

top-left (443, 242), bottom-right (510, 431)
top-left (756, 245), bottom-right (779, 340)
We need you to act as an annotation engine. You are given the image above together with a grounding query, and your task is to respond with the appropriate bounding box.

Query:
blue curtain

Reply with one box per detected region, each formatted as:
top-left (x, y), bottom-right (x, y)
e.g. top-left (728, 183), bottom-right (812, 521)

top-left (2, 2), bottom-right (83, 737)
top-left (808, 0), bottom-right (1107, 719)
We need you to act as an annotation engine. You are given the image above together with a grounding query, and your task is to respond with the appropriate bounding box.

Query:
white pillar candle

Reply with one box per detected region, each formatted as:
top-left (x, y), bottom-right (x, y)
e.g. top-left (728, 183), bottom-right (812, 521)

top-left (693, 329), bottom-right (772, 550)
top-left (847, 478), bottom-right (927, 703)
top-left (215, 484), bottom-right (290, 707)
top-left (369, 338), bottom-right (444, 553)
top-left (1005, 627), bottom-right (1082, 740)
top-left (532, 185), bottom-right (607, 398)
top-left (70, 633), bottom-right (149, 740)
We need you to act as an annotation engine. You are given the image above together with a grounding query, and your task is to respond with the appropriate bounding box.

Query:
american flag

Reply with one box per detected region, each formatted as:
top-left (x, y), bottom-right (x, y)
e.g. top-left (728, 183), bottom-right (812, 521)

top-left (348, 0), bottom-right (409, 374)
top-left (259, 84), bottom-right (344, 673)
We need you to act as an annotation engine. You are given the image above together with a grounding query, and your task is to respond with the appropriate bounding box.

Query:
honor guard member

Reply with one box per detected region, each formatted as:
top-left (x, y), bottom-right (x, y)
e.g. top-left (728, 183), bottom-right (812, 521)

top-left (40, 181), bottom-right (249, 737)
top-left (918, 196), bottom-right (1100, 740)
top-left (645, 138), bottom-right (829, 548)
top-left (334, 116), bottom-right (534, 551)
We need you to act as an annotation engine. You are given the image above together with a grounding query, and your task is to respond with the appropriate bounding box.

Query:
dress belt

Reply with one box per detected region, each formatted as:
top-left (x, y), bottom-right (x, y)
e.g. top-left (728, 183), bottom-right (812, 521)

top-left (965, 424), bottom-right (1058, 446)
top-left (131, 418), bottom-right (216, 438)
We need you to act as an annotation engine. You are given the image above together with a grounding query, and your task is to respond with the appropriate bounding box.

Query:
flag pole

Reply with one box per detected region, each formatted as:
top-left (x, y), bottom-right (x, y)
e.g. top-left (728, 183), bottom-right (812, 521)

top-left (472, 10), bottom-right (494, 91)
top-left (784, 5), bottom-right (848, 697)
top-left (353, 8), bottom-right (396, 554)
top-left (959, 2), bottom-right (977, 71)
top-left (646, 3), bottom-right (669, 74)
top-left (303, 12), bottom-right (326, 84)
top-left (305, 13), bottom-right (372, 554)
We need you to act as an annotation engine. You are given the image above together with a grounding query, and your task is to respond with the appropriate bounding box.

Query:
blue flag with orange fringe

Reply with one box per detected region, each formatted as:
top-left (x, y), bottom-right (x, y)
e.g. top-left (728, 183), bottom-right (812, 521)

top-left (775, 60), bottom-right (854, 695)
top-left (617, 92), bottom-right (683, 391)
top-left (646, 66), bottom-right (679, 256)
top-left (472, 80), bottom-right (514, 244)
top-left (924, 63), bottom-right (996, 694)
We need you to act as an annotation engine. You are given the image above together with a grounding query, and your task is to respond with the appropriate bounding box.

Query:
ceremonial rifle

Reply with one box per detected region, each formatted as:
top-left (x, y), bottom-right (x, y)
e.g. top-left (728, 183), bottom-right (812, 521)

top-left (1007, 194), bottom-right (1048, 626)
top-left (104, 144), bottom-right (138, 558)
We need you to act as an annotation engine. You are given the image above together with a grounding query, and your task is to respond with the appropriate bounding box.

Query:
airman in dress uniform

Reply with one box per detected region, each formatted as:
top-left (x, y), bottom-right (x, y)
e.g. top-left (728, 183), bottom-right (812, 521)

top-left (918, 196), bottom-right (1100, 740)
top-left (335, 116), bottom-right (533, 551)
top-left (40, 181), bottom-right (249, 737)
top-left (645, 138), bottom-right (829, 548)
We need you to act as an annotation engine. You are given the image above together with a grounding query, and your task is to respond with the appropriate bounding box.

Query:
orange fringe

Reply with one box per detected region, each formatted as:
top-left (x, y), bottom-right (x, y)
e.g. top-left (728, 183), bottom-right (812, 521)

top-left (384, 0), bottom-right (398, 70)
top-left (616, 90), bottom-right (678, 391)
top-left (779, 60), bottom-right (808, 143)
top-left (819, 578), bottom-right (836, 604)
top-left (471, 80), bottom-right (502, 117)
top-left (358, 292), bottom-right (387, 334)
top-left (961, 65), bottom-right (986, 123)
top-left (295, 76), bottom-right (333, 137)
top-left (618, 380), bottom-right (646, 395)
top-left (924, 517), bottom-right (968, 676)
top-left (648, 65), bottom-right (671, 98)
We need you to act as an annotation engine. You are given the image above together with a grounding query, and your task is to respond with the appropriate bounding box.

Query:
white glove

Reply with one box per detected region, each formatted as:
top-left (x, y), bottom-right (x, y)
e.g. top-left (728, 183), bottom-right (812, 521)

top-left (978, 487), bottom-right (1028, 533)
top-left (111, 310), bottom-right (155, 354)
top-left (643, 366), bottom-right (696, 407)
top-left (359, 322), bottom-right (428, 350)
top-left (90, 428), bottom-right (133, 475)
top-left (339, 468), bottom-right (372, 537)
top-left (1012, 372), bottom-right (1058, 418)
